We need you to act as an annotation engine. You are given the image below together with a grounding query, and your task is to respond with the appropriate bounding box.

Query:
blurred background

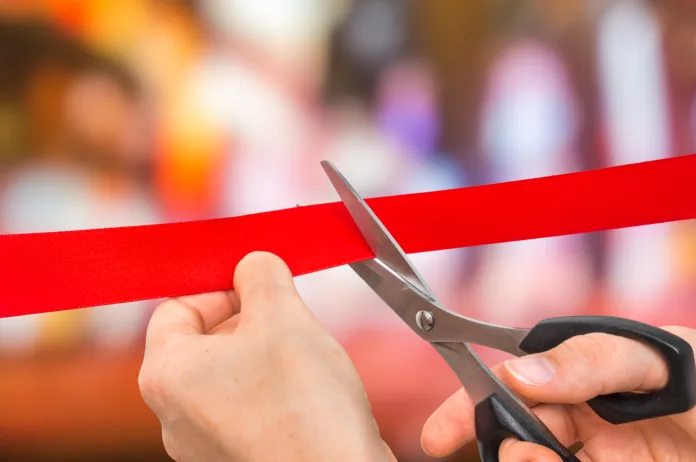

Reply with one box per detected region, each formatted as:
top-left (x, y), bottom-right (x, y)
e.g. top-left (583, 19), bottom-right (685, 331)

top-left (0, 0), bottom-right (695, 460)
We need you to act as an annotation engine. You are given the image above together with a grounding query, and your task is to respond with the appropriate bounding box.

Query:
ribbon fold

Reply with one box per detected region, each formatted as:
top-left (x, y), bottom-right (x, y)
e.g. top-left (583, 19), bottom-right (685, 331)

top-left (1, 154), bottom-right (695, 318)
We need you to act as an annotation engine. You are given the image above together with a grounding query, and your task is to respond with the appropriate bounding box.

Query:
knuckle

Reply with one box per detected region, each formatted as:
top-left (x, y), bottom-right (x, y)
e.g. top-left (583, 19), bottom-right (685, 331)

top-left (161, 429), bottom-right (180, 461)
top-left (138, 363), bottom-right (164, 405)
top-left (152, 298), bottom-right (183, 321)
top-left (139, 354), bottom-right (180, 410)
top-left (561, 333), bottom-right (616, 368)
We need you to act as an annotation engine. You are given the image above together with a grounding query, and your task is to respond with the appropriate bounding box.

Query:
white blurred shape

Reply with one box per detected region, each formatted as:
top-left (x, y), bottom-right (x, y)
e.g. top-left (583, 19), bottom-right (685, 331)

top-left (477, 40), bottom-right (589, 325)
top-left (0, 165), bottom-right (159, 350)
top-left (227, 148), bottom-right (303, 215)
top-left (0, 316), bottom-right (41, 352)
top-left (294, 266), bottom-right (398, 334)
top-left (0, 167), bottom-right (91, 352)
top-left (0, 166), bottom-right (93, 232)
top-left (84, 191), bottom-right (160, 349)
top-left (481, 40), bottom-right (578, 181)
top-left (294, 103), bottom-right (407, 333)
top-left (395, 156), bottom-right (469, 306)
top-left (608, 224), bottom-right (673, 307)
top-left (201, 0), bottom-right (335, 45)
top-left (323, 106), bottom-right (404, 195)
top-left (597, 0), bottom-right (670, 164)
top-left (191, 53), bottom-right (303, 142)
top-left (303, 101), bottom-right (406, 205)
top-left (298, 107), bottom-right (467, 333)
top-left (476, 238), bottom-right (594, 327)
top-left (190, 51), bottom-right (313, 215)
top-left (597, 0), bottom-right (673, 311)
top-left (88, 302), bottom-right (153, 349)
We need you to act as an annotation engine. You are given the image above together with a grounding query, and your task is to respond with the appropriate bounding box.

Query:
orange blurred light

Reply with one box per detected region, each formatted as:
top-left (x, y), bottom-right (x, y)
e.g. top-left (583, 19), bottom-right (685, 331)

top-left (43, 0), bottom-right (90, 37)
top-left (82, 0), bottom-right (149, 56)
top-left (155, 100), bottom-right (229, 217)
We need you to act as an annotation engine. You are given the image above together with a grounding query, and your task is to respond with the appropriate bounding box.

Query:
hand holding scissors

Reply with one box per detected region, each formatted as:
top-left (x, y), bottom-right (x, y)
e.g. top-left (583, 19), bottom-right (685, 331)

top-left (322, 161), bottom-right (696, 462)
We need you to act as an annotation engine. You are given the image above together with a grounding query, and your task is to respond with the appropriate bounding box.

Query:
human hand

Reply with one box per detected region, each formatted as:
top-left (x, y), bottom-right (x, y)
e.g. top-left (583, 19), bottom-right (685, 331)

top-left (421, 326), bottom-right (696, 461)
top-left (138, 252), bottom-right (396, 462)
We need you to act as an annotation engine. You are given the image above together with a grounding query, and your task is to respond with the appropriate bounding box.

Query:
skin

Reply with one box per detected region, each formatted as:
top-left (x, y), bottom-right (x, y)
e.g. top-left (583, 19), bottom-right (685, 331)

top-left (139, 251), bottom-right (396, 462)
top-left (140, 251), bottom-right (696, 462)
top-left (421, 327), bottom-right (696, 462)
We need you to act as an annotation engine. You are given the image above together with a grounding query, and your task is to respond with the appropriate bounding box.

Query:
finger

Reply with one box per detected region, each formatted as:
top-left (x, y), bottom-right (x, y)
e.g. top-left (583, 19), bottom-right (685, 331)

top-left (421, 387), bottom-right (475, 456)
top-left (422, 362), bottom-right (527, 456)
top-left (501, 329), bottom-right (679, 405)
top-left (420, 327), bottom-right (696, 458)
top-left (233, 251), bottom-right (302, 315)
top-left (499, 438), bottom-right (562, 462)
top-left (422, 362), bottom-right (508, 457)
top-left (422, 362), bottom-right (578, 457)
top-left (208, 292), bottom-right (242, 334)
top-left (209, 304), bottom-right (243, 334)
top-left (145, 291), bottom-right (240, 347)
top-left (422, 390), bottom-right (577, 458)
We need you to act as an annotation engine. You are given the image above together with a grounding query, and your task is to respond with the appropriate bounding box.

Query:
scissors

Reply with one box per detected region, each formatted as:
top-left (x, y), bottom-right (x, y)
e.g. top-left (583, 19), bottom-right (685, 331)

top-left (321, 160), bottom-right (696, 462)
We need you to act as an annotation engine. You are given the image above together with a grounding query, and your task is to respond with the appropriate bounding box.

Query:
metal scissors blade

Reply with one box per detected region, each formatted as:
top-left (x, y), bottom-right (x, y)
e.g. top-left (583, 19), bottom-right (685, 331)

top-left (322, 160), bottom-right (528, 355)
top-left (321, 160), bottom-right (584, 460)
top-left (320, 160), bottom-right (437, 302)
top-left (348, 258), bottom-right (442, 340)
top-left (350, 259), bottom-right (528, 355)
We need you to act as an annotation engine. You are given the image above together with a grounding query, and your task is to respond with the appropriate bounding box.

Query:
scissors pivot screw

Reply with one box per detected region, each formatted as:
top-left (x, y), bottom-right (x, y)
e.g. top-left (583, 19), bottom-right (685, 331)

top-left (415, 310), bottom-right (435, 331)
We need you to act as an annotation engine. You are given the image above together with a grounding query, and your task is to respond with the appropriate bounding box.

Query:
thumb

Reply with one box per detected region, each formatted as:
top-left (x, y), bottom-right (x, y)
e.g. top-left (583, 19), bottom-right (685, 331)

top-left (233, 251), bottom-right (304, 318)
top-left (502, 330), bottom-right (673, 404)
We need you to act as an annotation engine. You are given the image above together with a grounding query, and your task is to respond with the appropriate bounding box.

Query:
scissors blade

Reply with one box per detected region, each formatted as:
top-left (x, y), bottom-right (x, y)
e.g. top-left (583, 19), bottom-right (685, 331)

top-left (349, 259), bottom-right (440, 338)
top-left (350, 259), bottom-right (529, 354)
top-left (321, 160), bottom-right (437, 301)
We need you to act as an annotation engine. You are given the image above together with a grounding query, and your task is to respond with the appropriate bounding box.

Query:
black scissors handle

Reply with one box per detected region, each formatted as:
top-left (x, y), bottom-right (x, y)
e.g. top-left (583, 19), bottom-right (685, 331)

top-left (435, 342), bottom-right (582, 462)
top-left (475, 392), bottom-right (580, 462)
top-left (519, 316), bottom-right (696, 424)
top-left (473, 317), bottom-right (696, 461)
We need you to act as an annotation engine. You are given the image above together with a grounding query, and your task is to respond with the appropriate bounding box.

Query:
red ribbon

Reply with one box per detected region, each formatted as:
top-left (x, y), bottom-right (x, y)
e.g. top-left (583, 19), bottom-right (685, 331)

top-left (1, 154), bottom-right (695, 318)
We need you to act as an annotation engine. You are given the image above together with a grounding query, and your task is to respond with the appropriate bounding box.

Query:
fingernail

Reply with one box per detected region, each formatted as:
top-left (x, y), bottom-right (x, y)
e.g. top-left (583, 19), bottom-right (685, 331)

top-left (506, 356), bottom-right (556, 386)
